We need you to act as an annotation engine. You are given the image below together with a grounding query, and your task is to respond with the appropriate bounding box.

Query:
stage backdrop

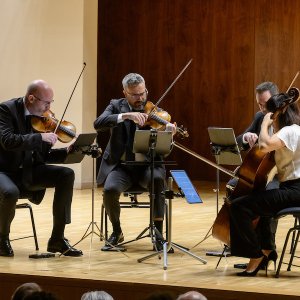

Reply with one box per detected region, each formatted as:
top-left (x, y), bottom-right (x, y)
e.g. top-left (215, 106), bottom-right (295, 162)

top-left (97, 0), bottom-right (300, 182)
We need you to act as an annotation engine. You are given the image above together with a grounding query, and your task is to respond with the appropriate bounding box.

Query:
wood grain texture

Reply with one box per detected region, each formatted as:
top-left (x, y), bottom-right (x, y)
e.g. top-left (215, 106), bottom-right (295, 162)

top-left (97, 0), bottom-right (300, 181)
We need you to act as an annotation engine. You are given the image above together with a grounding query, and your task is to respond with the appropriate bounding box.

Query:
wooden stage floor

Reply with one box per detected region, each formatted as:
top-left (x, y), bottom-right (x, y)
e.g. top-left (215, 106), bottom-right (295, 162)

top-left (1, 181), bottom-right (300, 300)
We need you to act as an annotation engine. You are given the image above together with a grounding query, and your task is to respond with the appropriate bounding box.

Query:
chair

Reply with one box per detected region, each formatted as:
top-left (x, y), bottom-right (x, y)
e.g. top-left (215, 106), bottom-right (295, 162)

top-left (100, 184), bottom-right (149, 240)
top-left (9, 194), bottom-right (39, 251)
top-left (275, 207), bottom-right (300, 278)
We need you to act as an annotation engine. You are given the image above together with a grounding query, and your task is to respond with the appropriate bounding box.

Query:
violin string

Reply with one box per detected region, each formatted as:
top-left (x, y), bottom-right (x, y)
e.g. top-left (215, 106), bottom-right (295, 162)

top-left (58, 123), bottom-right (76, 137)
top-left (150, 113), bottom-right (168, 125)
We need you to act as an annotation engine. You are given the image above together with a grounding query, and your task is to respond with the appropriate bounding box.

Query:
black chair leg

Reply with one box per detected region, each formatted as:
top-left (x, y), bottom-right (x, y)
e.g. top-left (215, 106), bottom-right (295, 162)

top-left (105, 210), bottom-right (108, 240)
top-left (290, 217), bottom-right (298, 253)
top-left (27, 204), bottom-right (39, 251)
top-left (276, 227), bottom-right (294, 278)
top-left (288, 228), bottom-right (300, 271)
top-left (100, 204), bottom-right (104, 241)
top-left (215, 245), bottom-right (229, 270)
top-left (15, 203), bottom-right (39, 251)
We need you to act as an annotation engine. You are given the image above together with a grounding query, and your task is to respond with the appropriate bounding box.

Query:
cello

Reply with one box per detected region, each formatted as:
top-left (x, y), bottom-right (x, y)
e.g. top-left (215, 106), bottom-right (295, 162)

top-left (211, 86), bottom-right (300, 246)
top-left (174, 86), bottom-right (300, 246)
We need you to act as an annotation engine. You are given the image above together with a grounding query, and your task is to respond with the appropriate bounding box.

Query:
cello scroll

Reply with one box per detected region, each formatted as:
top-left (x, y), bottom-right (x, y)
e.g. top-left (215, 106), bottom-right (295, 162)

top-left (267, 87), bottom-right (300, 120)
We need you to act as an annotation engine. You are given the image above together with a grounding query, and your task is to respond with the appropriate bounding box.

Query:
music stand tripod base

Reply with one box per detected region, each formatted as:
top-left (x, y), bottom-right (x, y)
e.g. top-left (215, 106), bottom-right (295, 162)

top-left (137, 183), bottom-right (208, 269)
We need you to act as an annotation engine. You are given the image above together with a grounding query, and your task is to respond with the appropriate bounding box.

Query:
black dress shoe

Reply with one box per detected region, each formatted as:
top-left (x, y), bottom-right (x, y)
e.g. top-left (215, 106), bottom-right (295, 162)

top-left (105, 232), bottom-right (124, 247)
top-left (47, 238), bottom-right (83, 257)
top-left (0, 238), bottom-right (14, 257)
top-left (237, 256), bottom-right (268, 277)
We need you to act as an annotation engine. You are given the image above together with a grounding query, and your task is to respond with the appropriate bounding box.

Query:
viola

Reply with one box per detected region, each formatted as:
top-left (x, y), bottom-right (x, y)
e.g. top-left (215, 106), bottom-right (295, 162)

top-left (142, 101), bottom-right (189, 138)
top-left (31, 110), bottom-right (76, 143)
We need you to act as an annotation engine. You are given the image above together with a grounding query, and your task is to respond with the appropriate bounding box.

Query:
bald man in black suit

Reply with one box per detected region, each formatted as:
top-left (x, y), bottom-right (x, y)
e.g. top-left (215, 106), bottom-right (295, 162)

top-left (0, 79), bottom-right (82, 257)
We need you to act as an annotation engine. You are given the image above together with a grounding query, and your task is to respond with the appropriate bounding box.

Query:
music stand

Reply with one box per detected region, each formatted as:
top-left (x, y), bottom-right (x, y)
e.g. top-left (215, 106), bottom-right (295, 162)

top-left (63, 133), bottom-right (98, 164)
top-left (194, 128), bottom-right (242, 256)
top-left (208, 127), bottom-right (242, 212)
top-left (109, 130), bottom-right (174, 256)
top-left (127, 131), bottom-right (207, 268)
top-left (61, 133), bottom-right (127, 256)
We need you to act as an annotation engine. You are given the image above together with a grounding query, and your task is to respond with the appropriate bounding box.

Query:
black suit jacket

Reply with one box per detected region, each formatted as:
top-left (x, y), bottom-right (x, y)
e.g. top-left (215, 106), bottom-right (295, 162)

top-left (0, 97), bottom-right (68, 203)
top-left (236, 111), bottom-right (264, 150)
top-left (94, 98), bottom-right (165, 185)
top-left (94, 98), bottom-right (135, 184)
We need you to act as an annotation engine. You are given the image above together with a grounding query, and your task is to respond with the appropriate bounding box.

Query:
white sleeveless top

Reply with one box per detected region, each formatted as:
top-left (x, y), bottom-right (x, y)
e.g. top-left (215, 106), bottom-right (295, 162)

top-left (276, 124), bottom-right (300, 182)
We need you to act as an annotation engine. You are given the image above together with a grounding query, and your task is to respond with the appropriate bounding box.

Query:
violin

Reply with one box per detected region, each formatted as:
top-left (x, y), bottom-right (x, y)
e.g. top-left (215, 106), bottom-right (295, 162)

top-left (142, 101), bottom-right (189, 138)
top-left (31, 110), bottom-right (76, 143)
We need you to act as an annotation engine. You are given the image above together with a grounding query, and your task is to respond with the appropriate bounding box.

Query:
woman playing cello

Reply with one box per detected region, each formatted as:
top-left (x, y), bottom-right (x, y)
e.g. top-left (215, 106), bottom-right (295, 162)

top-left (229, 91), bottom-right (300, 276)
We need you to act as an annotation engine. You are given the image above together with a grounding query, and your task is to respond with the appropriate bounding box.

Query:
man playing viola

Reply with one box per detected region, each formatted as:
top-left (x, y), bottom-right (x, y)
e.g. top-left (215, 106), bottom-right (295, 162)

top-left (94, 73), bottom-right (176, 250)
top-left (0, 79), bottom-right (82, 257)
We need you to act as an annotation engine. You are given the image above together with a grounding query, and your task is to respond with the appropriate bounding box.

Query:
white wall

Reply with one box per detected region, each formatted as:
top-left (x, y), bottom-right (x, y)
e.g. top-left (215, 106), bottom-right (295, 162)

top-left (0, 0), bottom-right (98, 188)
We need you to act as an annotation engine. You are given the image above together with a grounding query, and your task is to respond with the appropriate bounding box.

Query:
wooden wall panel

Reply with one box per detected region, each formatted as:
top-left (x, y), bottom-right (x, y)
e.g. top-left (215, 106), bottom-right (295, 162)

top-left (97, 0), bottom-right (300, 181)
top-left (170, 0), bottom-right (255, 181)
top-left (254, 0), bottom-right (300, 91)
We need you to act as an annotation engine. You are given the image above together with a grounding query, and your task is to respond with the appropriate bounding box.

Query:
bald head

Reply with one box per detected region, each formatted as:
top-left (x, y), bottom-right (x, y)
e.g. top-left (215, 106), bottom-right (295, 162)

top-left (177, 291), bottom-right (207, 300)
top-left (26, 79), bottom-right (53, 98)
top-left (24, 79), bottom-right (54, 115)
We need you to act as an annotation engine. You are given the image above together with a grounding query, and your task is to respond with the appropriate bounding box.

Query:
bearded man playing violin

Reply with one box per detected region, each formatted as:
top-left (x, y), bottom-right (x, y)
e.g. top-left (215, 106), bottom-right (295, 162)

top-left (94, 73), bottom-right (176, 251)
top-left (0, 79), bottom-right (82, 257)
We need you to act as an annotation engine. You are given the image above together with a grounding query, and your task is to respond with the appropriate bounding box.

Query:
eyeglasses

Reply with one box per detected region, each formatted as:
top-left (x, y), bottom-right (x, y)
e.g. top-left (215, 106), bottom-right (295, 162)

top-left (32, 94), bottom-right (54, 104)
top-left (125, 89), bottom-right (148, 99)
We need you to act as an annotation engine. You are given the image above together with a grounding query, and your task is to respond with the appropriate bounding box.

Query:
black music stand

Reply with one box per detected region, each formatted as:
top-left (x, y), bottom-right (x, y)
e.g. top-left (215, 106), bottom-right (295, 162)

top-left (63, 133), bottom-right (98, 164)
top-left (61, 133), bottom-right (120, 256)
top-left (208, 127), bottom-right (242, 213)
top-left (194, 128), bottom-right (242, 256)
top-left (125, 130), bottom-right (206, 268)
top-left (106, 130), bottom-right (174, 255)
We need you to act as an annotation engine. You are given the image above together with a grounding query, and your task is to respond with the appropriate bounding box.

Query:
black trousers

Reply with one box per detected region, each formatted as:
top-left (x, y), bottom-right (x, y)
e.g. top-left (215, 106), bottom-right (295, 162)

top-left (102, 164), bottom-right (166, 230)
top-left (0, 164), bottom-right (74, 236)
top-left (230, 179), bottom-right (300, 258)
top-left (227, 177), bottom-right (279, 250)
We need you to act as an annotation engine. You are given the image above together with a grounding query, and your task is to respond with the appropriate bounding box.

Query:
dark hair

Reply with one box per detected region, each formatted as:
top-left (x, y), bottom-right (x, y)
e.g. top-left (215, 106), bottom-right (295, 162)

top-left (11, 283), bottom-right (42, 300)
top-left (23, 291), bottom-right (59, 300)
top-left (266, 93), bottom-right (300, 129)
top-left (256, 82), bottom-right (279, 96)
top-left (144, 291), bottom-right (175, 300)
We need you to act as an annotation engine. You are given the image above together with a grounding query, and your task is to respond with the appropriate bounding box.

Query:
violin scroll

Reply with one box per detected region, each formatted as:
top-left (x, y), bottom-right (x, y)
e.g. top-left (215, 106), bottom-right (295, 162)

top-left (176, 125), bottom-right (189, 139)
top-left (288, 87), bottom-right (300, 102)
